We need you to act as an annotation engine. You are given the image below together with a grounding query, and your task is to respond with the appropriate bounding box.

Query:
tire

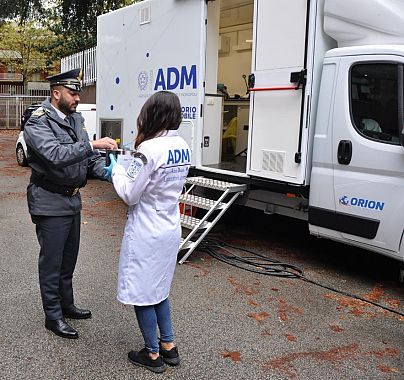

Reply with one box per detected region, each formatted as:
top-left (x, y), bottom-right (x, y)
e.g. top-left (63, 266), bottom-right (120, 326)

top-left (16, 144), bottom-right (28, 167)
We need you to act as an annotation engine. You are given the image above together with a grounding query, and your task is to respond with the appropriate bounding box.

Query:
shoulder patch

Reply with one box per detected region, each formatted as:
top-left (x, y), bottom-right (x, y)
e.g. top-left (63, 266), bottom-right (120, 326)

top-left (126, 156), bottom-right (145, 179)
top-left (32, 107), bottom-right (46, 117)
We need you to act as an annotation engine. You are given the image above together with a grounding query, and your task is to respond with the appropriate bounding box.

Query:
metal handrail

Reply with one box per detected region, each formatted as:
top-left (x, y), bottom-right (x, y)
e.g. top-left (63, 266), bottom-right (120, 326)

top-left (248, 85), bottom-right (299, 92)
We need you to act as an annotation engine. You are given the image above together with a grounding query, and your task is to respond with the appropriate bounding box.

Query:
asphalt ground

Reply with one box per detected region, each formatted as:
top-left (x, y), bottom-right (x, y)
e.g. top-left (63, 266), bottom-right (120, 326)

top-left (0, 129), bottom-right (403, 380)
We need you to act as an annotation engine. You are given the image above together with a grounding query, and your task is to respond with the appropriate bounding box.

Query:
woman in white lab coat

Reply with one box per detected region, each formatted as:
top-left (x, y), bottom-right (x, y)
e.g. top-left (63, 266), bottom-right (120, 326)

top-left (105, 91), bottom-right (191, 373)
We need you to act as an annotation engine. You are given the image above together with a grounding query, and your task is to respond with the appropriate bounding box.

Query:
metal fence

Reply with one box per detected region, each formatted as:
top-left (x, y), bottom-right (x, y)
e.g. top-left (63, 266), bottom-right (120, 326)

top-left (0, 96), bottom-right (47, 129)
top-left (0, 84), bottom-right (50, 97)
top-left (61, 46), bottom-right (97, 86)
top-left (0, 84), bottom-right (24, 95)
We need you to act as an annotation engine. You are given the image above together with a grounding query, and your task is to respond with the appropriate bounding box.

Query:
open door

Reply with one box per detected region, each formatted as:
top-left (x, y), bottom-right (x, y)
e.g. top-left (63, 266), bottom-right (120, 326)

top-left (248, 0), bottom-right (308, 183)
top-left (200, 0), bottom-right (253, 175)
top-left (97, 0), bottom-right (207, 163)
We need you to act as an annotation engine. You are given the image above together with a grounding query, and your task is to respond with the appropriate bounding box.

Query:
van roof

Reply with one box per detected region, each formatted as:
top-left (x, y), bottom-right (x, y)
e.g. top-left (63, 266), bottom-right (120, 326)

top-left (77, 103), bottom-right (96, 111)
top-left (326, 45), bottom-right (404, 59)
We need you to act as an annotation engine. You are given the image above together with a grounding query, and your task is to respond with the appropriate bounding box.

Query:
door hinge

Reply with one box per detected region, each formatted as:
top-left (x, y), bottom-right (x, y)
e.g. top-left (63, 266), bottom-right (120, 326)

top-left (290, 69), bottom-right (307, 89)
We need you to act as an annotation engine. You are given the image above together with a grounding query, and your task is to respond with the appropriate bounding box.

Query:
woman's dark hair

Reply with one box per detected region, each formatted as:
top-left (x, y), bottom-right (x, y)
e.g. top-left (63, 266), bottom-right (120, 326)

top-left (135, 91), bottom-right (182, 148)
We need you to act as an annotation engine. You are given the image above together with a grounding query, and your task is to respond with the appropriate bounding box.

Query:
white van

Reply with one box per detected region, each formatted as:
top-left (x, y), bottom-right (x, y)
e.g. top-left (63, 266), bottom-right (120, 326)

top-left (78, 103), bottom-right (97, 140)
top-left (97, 0), bottom-right (404, 264)
top-left (16, 103), bottom-right (97, 166)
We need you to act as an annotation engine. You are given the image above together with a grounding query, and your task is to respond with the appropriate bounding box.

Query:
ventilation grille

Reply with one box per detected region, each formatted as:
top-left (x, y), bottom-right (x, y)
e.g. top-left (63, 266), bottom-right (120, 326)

top-left (261, 150), bottom-right (286, 173)
top-left (140, 5), bottom-right (151, 25)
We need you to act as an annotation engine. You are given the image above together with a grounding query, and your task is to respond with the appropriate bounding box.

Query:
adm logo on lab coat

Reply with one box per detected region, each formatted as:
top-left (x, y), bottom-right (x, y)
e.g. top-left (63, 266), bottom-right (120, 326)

top-left (167, 148), bottom-right (190, 165)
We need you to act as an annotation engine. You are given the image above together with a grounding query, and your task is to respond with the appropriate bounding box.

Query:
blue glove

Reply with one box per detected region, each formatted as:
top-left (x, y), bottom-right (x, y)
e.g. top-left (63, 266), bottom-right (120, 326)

top-left (104, 153), bottom-right (117, 182)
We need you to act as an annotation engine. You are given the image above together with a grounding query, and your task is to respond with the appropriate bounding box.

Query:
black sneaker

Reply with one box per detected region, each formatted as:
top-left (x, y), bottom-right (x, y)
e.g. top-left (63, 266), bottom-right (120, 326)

top-left (159, 343), bottom-right (181, 366)
top-left (128, 348), bottom-right (165, 373)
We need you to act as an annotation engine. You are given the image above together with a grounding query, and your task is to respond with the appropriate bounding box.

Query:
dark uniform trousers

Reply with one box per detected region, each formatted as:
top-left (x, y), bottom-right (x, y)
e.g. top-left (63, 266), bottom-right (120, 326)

top-left (31, 213), bottom-right (81, 320)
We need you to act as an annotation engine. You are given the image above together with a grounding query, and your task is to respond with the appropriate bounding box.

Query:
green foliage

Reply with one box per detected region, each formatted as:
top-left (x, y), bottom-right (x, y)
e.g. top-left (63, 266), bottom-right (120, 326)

top-left (53, 0), bottom-right (139, 55)
top-left (0, 0), bottom-right (141, 72)
top-left (0, 0), bottom-right (43, 24)
top-left (0, 21), bottom-right (57, 87)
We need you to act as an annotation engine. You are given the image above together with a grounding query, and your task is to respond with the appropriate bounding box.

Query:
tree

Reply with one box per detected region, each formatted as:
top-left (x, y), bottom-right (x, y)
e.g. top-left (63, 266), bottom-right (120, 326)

top-left (0, 0), bottom-right (142, 79)
top-left (0, 0), bottom-right (43, 24)
top-left (0, 21), bottom-right (58, 91)
top-left (52, 0), bottom-right (139, 54)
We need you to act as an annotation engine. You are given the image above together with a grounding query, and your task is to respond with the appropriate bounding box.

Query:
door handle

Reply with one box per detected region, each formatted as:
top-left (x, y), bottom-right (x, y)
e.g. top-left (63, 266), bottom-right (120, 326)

top-left (337, 140), bottom-right (352, 165)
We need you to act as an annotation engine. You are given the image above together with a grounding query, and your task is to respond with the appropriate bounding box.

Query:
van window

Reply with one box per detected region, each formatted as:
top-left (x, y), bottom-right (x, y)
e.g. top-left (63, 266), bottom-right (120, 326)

top-left (350, 63), bottom-right (401, 145)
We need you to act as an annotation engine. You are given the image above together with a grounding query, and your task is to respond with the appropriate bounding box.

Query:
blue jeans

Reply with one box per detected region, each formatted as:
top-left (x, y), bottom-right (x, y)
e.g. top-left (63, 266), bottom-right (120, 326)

top-left (134, 298), bottom-right (174, 353)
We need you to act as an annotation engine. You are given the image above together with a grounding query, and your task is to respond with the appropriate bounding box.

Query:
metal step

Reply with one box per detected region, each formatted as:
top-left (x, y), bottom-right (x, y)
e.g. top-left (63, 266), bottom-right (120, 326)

top-left (179, 238), bottom-right (194, 250)
top-left (180, 214), bottom-right (210, 230)
top-left (186, 176), bottom-right (247, 192)
top-left (178, 176), bottom-right (246, 264)
top-left (179, 194), bottom-right (225, 210)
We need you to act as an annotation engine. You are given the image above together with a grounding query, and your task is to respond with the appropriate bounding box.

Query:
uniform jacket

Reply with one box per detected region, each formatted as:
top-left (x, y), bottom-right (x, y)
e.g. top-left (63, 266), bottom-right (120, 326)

top-left (24, 98), bottom-right (105, 216)
top-left (112, 130), bottom-right (191, 305)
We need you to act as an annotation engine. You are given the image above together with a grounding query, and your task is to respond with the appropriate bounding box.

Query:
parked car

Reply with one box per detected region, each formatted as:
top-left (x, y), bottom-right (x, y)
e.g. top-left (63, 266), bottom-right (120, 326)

top-left (16, 103), bottom-right (97, 166)
top-left (15, 104), bottom-right (41, 166)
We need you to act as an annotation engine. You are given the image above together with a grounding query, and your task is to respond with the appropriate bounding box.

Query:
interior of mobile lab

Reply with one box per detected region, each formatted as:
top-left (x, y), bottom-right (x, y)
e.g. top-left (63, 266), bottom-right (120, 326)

top-left (96, 0), bottom-right (404, 263)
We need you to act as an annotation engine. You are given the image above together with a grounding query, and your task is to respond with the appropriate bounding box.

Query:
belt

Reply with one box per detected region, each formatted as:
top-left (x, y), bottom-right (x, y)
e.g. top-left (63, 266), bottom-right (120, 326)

top-left (31, 176), bottom-right (82, 197)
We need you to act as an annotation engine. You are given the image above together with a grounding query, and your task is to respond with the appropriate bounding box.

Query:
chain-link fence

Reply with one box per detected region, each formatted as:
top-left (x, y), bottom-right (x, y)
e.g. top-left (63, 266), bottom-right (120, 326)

top-left (0, 96), bottom-right (48, 129)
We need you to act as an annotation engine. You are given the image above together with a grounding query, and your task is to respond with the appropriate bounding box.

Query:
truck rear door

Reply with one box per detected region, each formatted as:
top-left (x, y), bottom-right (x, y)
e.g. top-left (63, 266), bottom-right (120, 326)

top-left (97, 0), bottom-right (206, 159)
top-left (248, 0), bottom-right (309, 183)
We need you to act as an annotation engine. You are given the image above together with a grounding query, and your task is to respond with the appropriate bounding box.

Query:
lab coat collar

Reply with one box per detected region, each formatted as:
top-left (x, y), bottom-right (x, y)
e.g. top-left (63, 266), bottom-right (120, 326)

top-left (159, 130), bottom-right (179, 138)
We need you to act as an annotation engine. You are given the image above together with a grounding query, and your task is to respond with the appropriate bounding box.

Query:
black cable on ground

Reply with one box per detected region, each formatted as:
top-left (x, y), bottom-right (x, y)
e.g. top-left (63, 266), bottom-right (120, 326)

top-left (198, 238), bottom-right (404, 318)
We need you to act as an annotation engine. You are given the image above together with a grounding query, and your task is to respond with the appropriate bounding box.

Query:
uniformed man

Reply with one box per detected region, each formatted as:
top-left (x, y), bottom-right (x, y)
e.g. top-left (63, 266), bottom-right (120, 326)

top-left (24, 68), bottom-right (118, 339)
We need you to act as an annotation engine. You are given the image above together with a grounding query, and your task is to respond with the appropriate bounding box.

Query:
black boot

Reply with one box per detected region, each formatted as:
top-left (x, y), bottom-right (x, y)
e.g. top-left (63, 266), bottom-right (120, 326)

top-left (45, 318), bottom-right (78, 339)
top-left (62, 305), bottom-right (92, 319)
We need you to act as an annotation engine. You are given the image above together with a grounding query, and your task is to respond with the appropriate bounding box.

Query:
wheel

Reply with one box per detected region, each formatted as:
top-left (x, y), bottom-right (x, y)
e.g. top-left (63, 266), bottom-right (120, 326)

top-left (16, 144), bottom-right (28, 166)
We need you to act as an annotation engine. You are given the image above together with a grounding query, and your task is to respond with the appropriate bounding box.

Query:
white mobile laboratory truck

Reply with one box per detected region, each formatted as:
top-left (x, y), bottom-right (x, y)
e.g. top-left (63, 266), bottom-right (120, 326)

top-left (97, 0), bottom-right (404, 264)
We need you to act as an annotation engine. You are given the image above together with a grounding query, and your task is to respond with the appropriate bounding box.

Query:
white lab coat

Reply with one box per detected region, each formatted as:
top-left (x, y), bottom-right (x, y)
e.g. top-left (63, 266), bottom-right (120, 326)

top-left (112, 130), bottom-right (191, 305)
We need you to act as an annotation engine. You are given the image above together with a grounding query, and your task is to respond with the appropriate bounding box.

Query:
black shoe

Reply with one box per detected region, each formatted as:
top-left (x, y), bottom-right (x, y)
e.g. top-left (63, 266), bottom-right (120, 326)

top-left (62, 306), bottom-right (92, 319)
top-left (159, 343), bottom-right (181, 366)
top-left (45, 318), bottom-right (78, 339)
top-left (128, 348), bottom-right (165, 373)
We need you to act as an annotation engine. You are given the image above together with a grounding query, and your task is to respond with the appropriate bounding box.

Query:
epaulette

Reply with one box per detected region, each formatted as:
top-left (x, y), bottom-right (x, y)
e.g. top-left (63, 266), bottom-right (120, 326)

top-left (32, 107), bottom-right (47, 117)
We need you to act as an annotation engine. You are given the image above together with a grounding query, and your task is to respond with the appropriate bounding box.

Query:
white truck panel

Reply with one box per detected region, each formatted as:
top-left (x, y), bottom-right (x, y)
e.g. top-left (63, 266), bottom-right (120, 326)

top-left (248, 70), bottom-right (303, 181)
top-left (324, 0), bottom-right (404, 47)
top-left (248, 0), bottom-right (308, 183)
top-left (202, 96), bottom-right (223, 165)
top-left (308, 61), bottom-right (338, 212)
top-left (97, 0), bottom-right (206, 156)
top-left (254, 0), bottom-right (307, 71)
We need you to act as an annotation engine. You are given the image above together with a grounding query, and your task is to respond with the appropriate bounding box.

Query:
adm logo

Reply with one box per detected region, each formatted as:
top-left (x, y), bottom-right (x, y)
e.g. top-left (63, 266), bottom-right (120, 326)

top-left (154, 65), bottom-right (197, 91)
top-left (339, 196), bottom-right (384, 211)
